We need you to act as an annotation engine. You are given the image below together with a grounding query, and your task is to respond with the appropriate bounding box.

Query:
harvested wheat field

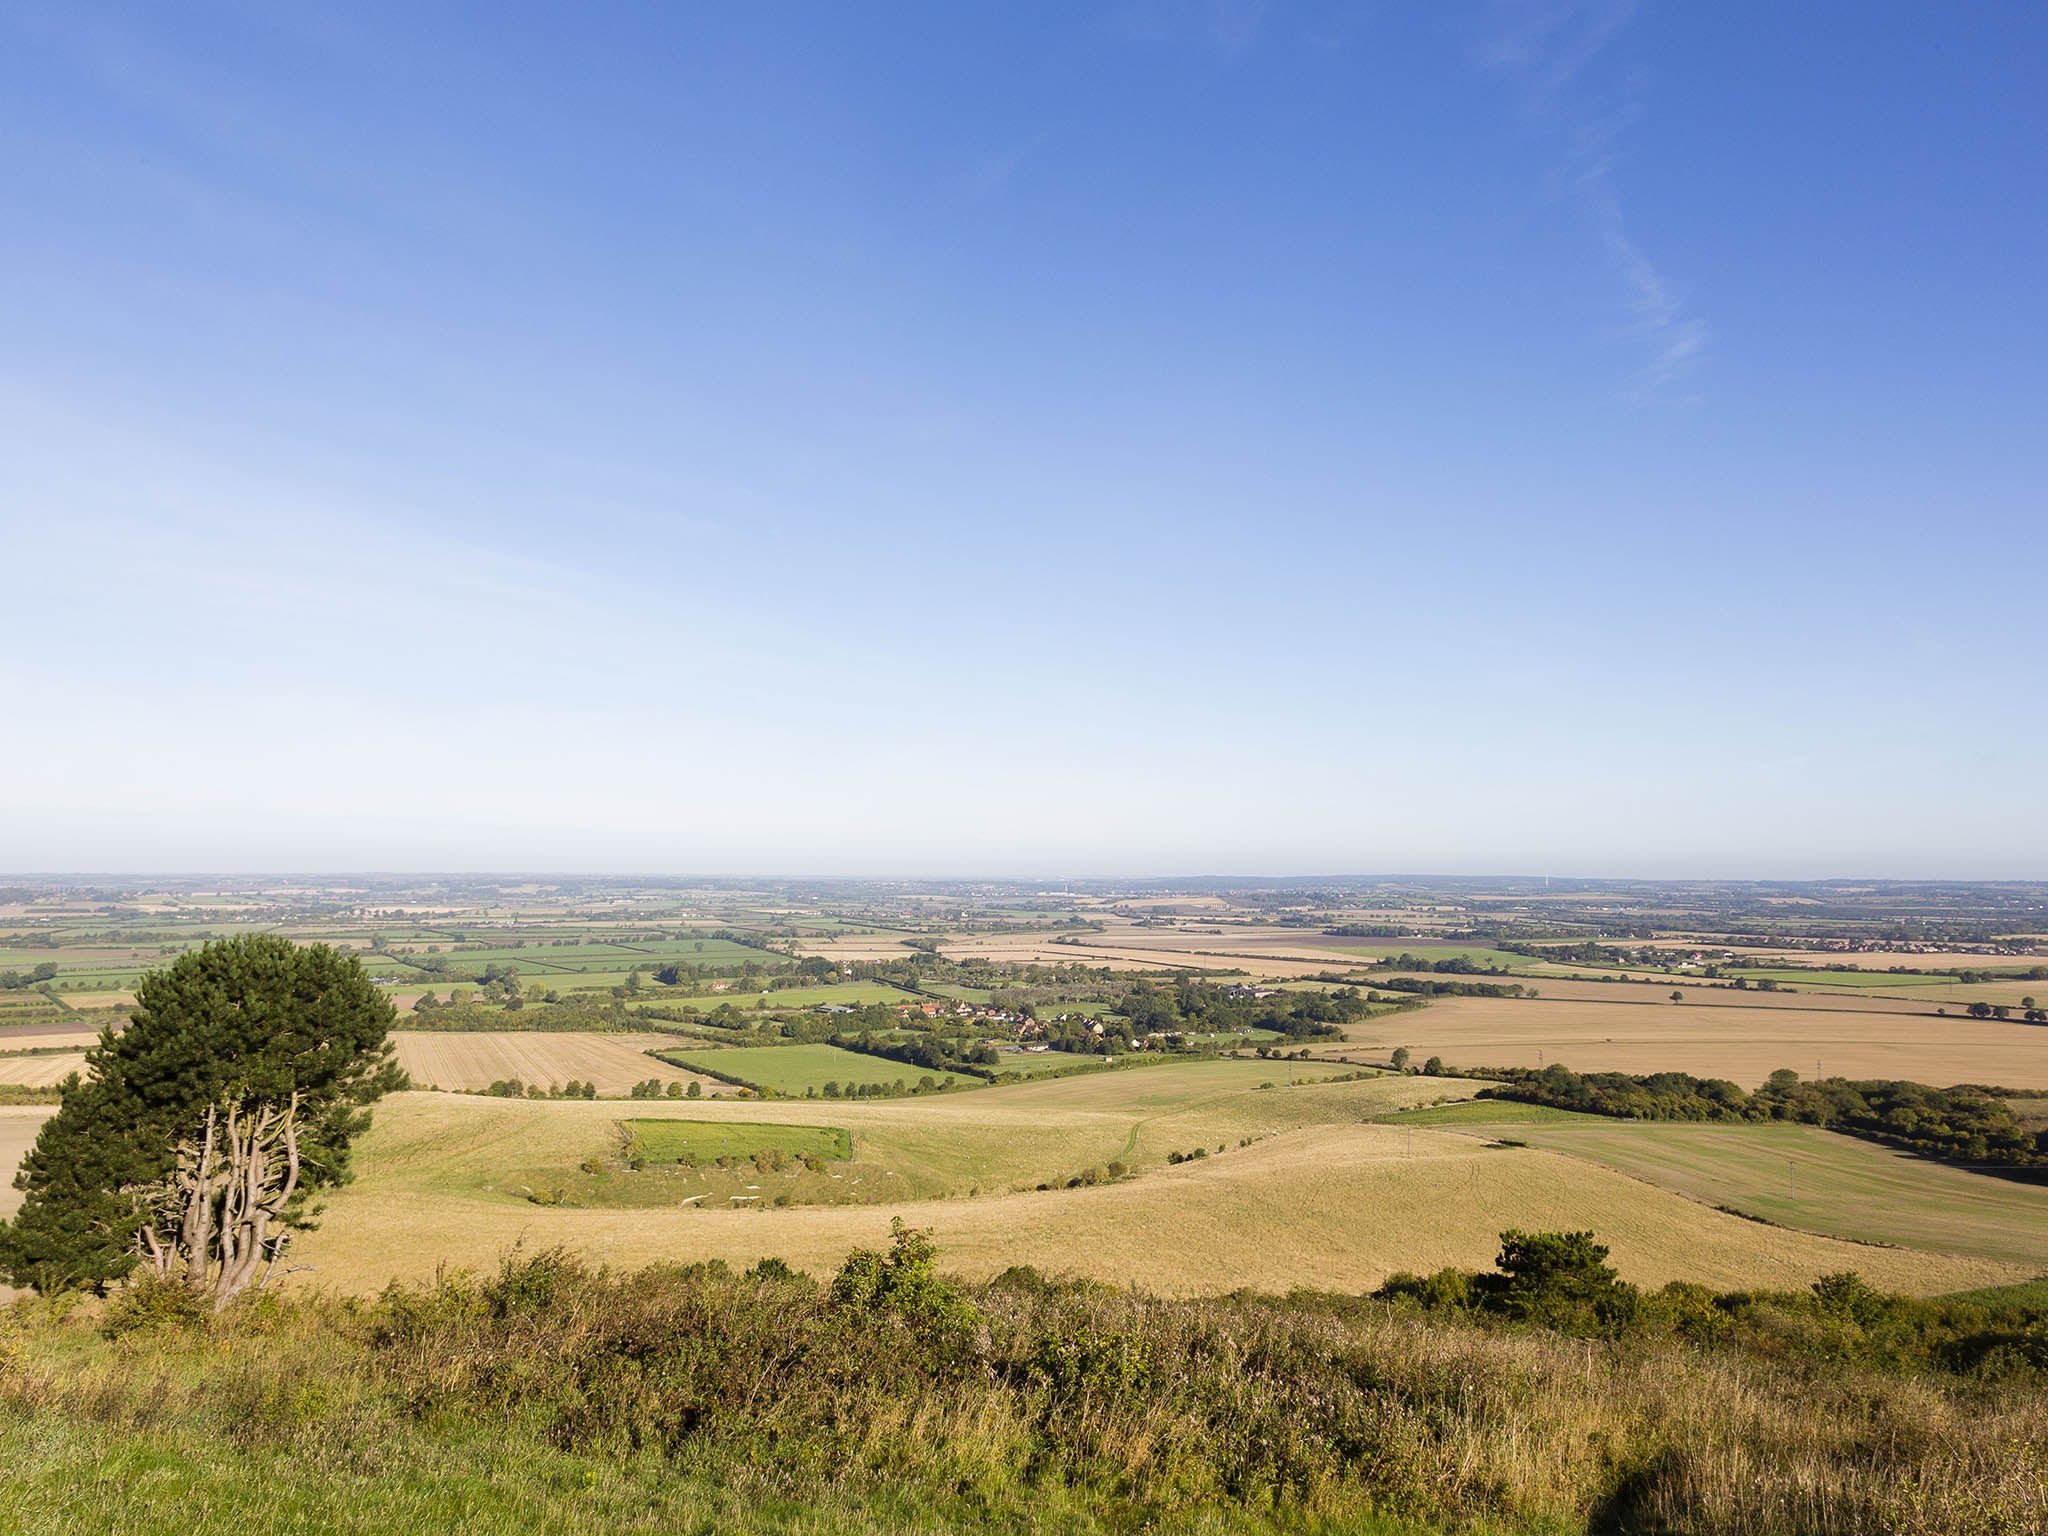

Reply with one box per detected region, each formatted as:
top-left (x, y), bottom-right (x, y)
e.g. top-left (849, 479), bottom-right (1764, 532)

top-left (0, 1053), bottom-right (87, 1088)
top-left (0, 1027), bottom-right (102, 1051)
top-left (1441, 976), bottom-right (1940, 1014)
top-left (285, 1075), bottom-right (2028, 1299)
top-left (51, 991), bottom-right (135, 1010)
top-left (0, 1107), bottom-right (54, 1221)
top-left (1345, 995), bottom-right (2048, 1088)
top-left (389, 1031), bottom-right (722, 1094)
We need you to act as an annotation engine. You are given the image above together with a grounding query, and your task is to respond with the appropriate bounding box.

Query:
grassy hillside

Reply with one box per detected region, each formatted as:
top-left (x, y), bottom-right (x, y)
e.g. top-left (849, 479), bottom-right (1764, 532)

top-left (1465, 1119), bottom-right (2048, 1270)
top-left (283, 1072), bottom-right (2030, 1297)
top-left (1, 1240), bottom-right (2042, 1536)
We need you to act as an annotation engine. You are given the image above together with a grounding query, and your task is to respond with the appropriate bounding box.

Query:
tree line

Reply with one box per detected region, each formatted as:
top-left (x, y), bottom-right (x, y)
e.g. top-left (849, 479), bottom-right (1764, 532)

top-left (1479, 1065), bottom-right (2046, 1170)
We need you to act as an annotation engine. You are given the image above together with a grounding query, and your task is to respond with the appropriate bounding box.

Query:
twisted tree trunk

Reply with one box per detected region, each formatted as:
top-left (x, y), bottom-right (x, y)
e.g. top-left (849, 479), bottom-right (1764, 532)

top-left (128, 1091), bottom-right (305, 1308)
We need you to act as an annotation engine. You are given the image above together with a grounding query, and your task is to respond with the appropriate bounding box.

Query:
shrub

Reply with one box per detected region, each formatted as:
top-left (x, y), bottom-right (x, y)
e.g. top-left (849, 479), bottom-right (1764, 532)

top-left (99, 1276), bottom-right (211, 1339)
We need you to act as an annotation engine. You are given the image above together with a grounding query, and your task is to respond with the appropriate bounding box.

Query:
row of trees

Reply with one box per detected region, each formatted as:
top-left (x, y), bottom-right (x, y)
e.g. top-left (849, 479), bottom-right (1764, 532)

top-left (1481, 1066), bottom-right (2046, 1168)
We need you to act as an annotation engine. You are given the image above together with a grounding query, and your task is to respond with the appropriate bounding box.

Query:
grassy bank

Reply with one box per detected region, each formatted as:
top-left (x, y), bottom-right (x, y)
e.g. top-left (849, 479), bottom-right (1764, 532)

top-left (2, 1232), bottom-right (2043, 1535)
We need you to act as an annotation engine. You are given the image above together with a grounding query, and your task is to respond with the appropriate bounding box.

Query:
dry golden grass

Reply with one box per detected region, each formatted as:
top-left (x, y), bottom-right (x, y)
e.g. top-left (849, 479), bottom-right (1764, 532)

top-left (1485, 976), bottom-right (1939, 1013)
top-left (0, 1053), bottom-right (87, 1088)
top-left (0, 1107), bottom-right (54, 1221)
top-left (0, 1029), bottom-right (102, 1052)
top-left (390, 1032), bottom-right (722, 1094)
top-left (285, 1075), bottom-right (2026, 1299)
top-left (1441, 1117), bottom-right (2048, 1271)
top-left (1346, 994), bottom-right (2048, 1088)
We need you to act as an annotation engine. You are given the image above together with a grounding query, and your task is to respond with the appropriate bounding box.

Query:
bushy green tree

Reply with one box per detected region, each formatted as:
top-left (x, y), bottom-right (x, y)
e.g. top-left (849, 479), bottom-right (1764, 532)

top-left (0, 936), bottom-right (403, 1296)
top-left (1480, 1229), bottom-right (1625, 1323)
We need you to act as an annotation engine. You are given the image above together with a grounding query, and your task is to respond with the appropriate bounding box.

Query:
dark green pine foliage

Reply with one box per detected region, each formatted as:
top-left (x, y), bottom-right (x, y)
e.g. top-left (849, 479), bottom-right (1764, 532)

top-left (0, 935), bottom-right (404, 1292)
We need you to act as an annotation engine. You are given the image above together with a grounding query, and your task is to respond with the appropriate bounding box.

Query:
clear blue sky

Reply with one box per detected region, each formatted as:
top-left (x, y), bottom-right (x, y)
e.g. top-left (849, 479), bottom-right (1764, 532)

top-left (2, 2), bottom-right (2043, 876)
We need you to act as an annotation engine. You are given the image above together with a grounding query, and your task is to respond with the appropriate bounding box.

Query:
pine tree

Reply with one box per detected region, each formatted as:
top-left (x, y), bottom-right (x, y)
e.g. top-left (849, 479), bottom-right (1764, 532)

top-left (0, 935), bottom-right (404, 1297)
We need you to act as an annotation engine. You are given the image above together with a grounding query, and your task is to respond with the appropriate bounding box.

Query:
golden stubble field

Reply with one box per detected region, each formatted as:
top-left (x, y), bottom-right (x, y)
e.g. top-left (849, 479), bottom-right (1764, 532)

top-left (1342, 994), bottom-right (2048, 1088)
top-left (0, 1053), bottom-right (88, 1088)
top-left (0, 1107), bottom-right (52, 1220)
top-left (389, 1032), bottom-right (724, 1094)
top-left (284, 1068), bottom-right (2033, 1300)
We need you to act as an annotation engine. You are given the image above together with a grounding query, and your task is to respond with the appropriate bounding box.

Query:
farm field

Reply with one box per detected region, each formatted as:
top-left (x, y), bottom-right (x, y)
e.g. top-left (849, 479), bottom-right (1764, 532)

top-left (1776, 976), bottom-right (2048, 1008)
top-left (1382, 1099), bottom-right (1608, 1127)
top-left (383, 939), bottom-right (768, 972)
top-left (0, 1107), bottom-right (53, 1220)
top-left (47, 991), bottom-right (135, 1010)
top-left (1341, 994), bottom-right (2048, 1088)
top-left (285, 1076), bottom-right (2029, 1298)
top-left (0, 1028), bottom-right (100, 1051)
top-left (1417, 975), bottom-right (1940, 1014)
top-left (0, 1052), bottom-right (86, 1087)
top-left (1632, 944), bottom-right (2048, 971)
top-left (660, 1043), bottom-right (983, 1095)
top-left (988, 1049), bottom-right (1111, 1076)
top-left (936, 934), bottom-right (1358, 977)
top-left (625, 1118), bottom-right (851, 1164)
top-left (663, 981), bottom-right (921, 1011)
top-left (1430, 1116), bottom-right (2048, 1272)
top-left (388, 1032), bottom-right (721, 1095)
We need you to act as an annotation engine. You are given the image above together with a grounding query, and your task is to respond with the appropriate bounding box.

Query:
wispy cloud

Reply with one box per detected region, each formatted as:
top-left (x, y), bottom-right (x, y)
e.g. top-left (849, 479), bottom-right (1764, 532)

top-left (1482, 1), bottom-right (1706, 394)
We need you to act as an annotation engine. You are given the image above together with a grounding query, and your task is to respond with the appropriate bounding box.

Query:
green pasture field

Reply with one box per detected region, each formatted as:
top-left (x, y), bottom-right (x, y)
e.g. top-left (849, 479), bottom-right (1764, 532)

top-left (668, 982), bottom-right (921, 1010)
top-left (623, 1118), bottom-right (851, 1164)
top-left (387, 939), bottom-right (768, 971)
top-left (657, 1043), bottom-right (982, 1095)
top-left (1488, 1120), bottom-right (2048, 1271)
top-left (1940, 1277), bottom-right (2048, 1308)
top-left (987, 1050), bottom-right (1108, 1077)
top-left (1379, 1099), bottom-right (1607, 1127)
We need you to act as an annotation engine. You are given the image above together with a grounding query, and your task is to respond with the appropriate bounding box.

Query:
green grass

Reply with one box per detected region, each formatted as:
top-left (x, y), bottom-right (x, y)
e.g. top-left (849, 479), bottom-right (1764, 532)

top-left (659, 1043), bottom-right (983, 1095)
top-left (625, 1118), bottom-right (851, 1163)
top-left (1337, 944), bottom-right (1541, 973)
top-left (389, 939), bottom-right (770, 973)
top-left (1380, 1099), bottom-right (1607, 1127)
top-left (1498, 1120), bottom-right (2048, 1271)
top-left (986, 1050), bottom-right (1109, 1077)
top-left (1938, 1276), bottom-right (2048, 1308)
top-left (663, 982), bottom-right (920, 1011)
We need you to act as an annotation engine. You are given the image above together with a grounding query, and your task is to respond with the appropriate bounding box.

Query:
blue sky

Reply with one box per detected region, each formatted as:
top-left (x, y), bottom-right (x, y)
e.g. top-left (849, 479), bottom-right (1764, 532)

top-left (2, 2), bottom-right (2043, 876)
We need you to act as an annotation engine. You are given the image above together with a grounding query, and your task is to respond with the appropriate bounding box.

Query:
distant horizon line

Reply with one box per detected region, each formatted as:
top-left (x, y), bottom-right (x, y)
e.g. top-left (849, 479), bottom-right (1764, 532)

top-left (4, 871), bottom-right (2044, 888)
